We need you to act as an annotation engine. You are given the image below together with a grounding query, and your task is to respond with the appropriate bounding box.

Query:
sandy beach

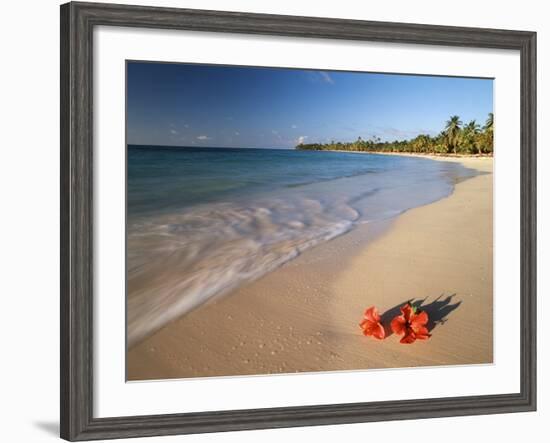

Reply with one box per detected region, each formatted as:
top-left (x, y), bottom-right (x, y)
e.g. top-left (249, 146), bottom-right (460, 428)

top-left (127, 156), bottom-right (493, 381)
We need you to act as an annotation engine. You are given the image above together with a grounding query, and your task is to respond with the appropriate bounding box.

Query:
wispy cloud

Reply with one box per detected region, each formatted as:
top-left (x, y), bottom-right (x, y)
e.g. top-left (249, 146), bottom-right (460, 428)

top-left (234, 131), bottom-right (240, 136)
top-left (297, 135), bottom-right (308, 144)
top-left (306, 71), bottom-right (335, 85)
top-left (319, 71), bottom-right (334, 84)
top-left (291, 124), bottom-right (298, 129)
top-left (196, 135), bottom-right (210, 140)
top-left (170, 129), bottom-right (178, 135)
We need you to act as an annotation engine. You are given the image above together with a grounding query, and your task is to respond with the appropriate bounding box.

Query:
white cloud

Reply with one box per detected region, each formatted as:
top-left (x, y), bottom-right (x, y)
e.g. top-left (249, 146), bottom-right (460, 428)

top-left (170, 129), bottom-right (178, 135)
top-left (234, 132), bottom-right (240, 136)
top-left (291, 124), bottom-right (298, 129)
top-left (196, 135), bottom-right (210, 140)
top-left (319, 71), bottom-right (334, 84)
top-left (297, 135), bottom-right (308, 144)
top-left (307, 71), bottom-right (335, 85)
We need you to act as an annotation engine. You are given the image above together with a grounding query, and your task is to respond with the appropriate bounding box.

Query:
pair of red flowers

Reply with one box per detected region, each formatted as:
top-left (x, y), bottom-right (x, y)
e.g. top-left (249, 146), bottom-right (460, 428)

top-left (359, 303), bottom-right (431, 344)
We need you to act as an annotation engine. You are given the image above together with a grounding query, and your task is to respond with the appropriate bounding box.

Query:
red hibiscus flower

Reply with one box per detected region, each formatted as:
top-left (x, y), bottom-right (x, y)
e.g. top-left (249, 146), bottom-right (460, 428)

top-left (390, 303), bottom-right (431, 344)
top-left (359, 306), bottom-right (385, 340)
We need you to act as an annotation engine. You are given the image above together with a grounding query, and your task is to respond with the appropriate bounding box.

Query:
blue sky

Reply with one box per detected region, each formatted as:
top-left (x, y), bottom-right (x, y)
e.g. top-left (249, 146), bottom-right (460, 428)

top-left (127, 62), bottom-right (493, 148)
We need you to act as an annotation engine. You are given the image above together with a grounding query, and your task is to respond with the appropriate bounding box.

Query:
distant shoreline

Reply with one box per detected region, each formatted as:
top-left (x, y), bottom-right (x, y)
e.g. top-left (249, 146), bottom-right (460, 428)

top-left (299, 149), bottom-right (493, 160)
top-left (127, 145), bottom-right (493, 158)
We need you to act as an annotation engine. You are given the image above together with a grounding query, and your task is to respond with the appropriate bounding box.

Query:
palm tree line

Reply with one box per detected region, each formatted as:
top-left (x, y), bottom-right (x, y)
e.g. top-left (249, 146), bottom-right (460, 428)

top-left (296, 113), bottom-right (493, 155)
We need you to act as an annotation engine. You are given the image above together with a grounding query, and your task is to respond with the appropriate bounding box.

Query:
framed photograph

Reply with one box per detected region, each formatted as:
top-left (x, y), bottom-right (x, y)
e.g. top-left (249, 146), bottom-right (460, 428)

top-left (60, 1), bottom-right (536, 441)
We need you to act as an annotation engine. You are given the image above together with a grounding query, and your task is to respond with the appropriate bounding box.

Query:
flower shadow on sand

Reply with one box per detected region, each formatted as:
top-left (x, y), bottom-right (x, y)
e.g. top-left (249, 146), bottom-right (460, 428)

top-left (380, 294), bottom-right (462, 338)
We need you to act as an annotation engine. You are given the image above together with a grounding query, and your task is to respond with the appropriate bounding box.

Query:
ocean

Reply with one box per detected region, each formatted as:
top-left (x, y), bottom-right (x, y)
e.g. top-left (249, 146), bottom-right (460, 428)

top-left (127, 145), bottom-right (476, 346)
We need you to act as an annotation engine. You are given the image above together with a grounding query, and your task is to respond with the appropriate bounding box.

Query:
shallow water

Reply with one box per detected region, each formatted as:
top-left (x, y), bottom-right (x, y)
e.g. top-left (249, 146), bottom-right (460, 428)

top-left (127, 146), bottom-right (476, 346)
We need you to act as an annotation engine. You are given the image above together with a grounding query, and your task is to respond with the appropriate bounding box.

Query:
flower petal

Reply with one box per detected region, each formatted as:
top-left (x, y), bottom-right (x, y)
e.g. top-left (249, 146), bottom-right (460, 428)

top-left (361, 320), bottom-right (376, 335)
top-left (364, 306), bottom-right (380, 323)
top-left (372, 322), bottom-right (386, 340)
top-left (400, 303), bottom-right (414, 322)
top-left (400, 329), bottom-right (417, 344)
top-left (411, 310), bottom-right (429, 327)
top-left (414, 326), bottom-right (431, 340)
top-left (391, 315), bottom-right (407, 335)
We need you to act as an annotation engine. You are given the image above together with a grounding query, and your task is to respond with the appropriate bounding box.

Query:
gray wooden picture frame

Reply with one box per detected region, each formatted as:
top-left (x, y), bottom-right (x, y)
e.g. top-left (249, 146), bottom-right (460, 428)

top-left (60, 2), bottom-right (537, 441)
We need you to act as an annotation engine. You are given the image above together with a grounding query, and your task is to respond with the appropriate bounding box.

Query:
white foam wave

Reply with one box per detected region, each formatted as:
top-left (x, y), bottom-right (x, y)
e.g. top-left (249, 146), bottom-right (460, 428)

top-left (127, 197), bottom-right (356, 347)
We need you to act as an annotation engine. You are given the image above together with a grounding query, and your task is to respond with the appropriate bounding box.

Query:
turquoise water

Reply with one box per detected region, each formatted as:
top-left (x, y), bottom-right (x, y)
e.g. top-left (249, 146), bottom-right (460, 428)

top-left (129, 146), bottom-right (412, 217)
top-left (127, 146), bottom-right (476, 346)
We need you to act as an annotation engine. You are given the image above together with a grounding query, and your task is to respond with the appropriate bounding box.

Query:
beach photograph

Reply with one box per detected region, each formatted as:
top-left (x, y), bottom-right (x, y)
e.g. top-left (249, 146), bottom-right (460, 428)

top-left (126, 62), bottom-right (494, 381)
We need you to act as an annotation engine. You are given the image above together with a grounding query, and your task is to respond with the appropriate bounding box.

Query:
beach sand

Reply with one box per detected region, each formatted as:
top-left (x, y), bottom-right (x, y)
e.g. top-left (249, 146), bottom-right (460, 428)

top-left (127, 157), bottom-right (493, 381)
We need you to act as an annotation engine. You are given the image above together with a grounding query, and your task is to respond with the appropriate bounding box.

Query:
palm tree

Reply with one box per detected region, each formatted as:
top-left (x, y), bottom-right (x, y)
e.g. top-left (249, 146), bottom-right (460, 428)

top-left (445, 115), bottom-right (462, 154)
top-left (465, 120), bottom-right (480, 133)
top-left (415, 134), bottom-right (431, 153)
top-left (482, 112), bottom-right (494, 154)
top-left (295, 112), bottom-right (494, 155)
top-left (484, 112), bottom-right (494, 133)
top-left (463, 120), bottom-right (480, 154)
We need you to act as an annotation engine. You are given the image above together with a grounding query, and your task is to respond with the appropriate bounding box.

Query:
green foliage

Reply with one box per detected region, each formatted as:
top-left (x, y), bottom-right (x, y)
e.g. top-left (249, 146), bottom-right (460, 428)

top-left (445, 115), bottom-right (462, 154)
top-left (296, 113), bottom-right (494, 156)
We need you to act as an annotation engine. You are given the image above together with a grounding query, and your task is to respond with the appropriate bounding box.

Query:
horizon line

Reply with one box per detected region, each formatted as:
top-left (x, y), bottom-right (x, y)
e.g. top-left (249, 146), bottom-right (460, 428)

top-left (127, 143), bottom-right (295, 150)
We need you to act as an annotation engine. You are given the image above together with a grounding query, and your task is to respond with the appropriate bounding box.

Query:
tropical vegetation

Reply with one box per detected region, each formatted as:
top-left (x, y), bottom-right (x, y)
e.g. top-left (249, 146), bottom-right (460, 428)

top-left (296, 113), bottom-right (493, 155)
